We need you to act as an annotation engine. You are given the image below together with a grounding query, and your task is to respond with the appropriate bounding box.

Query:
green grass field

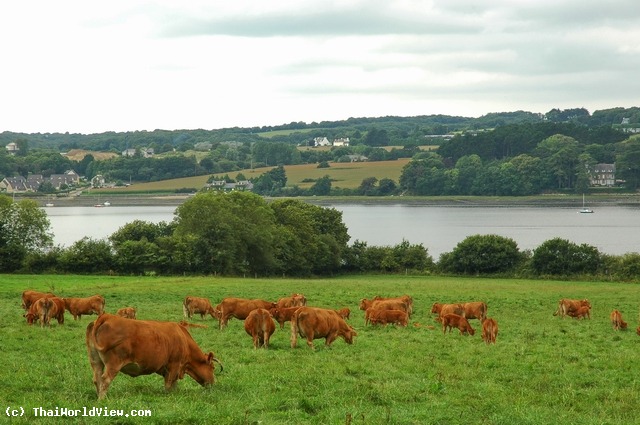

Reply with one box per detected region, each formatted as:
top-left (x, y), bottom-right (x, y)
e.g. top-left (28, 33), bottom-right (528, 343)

top-left (2, 274), bottom-right (640, 424)
top-left (90, 159), bottom-right (409, 194)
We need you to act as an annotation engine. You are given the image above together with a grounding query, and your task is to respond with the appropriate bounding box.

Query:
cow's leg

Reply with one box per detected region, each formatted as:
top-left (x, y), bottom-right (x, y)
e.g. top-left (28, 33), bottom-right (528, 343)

top-left (163, 368), bottom-right (180, 391)
top-left (325, 331), bottom-right (338, 347)
top-left (264, 331), bottom-right (270, 349)
top-left (253, 334), bottom-right (259, 349)
top-left (305, 330), bottom-right (315, 350)
top-left (98, 364), bottom-right (121, 400)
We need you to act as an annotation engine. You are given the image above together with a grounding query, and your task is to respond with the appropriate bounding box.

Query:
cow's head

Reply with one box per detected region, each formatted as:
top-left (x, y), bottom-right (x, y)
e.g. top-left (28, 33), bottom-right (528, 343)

top-left (430, 303), bottom-right (441, 314)
top-left (342, 326), bottom-right (357, 344)
top-left (185, 352), bottom-right (217, 387)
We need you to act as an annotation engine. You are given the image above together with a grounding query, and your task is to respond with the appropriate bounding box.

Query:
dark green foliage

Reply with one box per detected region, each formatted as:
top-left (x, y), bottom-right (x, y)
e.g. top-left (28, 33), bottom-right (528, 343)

top-left (59, 237), bottom-right (114, 274)
top-left (531, 237), bottom-right (602, 275)
top-left (438, 234), bottom-right (522, 274)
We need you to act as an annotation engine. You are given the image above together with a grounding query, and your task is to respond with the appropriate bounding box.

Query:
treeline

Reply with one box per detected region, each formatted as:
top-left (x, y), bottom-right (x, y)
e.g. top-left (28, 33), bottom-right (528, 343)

top-left (2, 192), bottom-right (640, 281)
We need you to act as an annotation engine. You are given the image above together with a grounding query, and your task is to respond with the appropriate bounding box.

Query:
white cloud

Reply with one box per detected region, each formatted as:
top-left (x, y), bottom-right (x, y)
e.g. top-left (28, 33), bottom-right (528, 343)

top-left (0, 0), bottom-right (638, 134)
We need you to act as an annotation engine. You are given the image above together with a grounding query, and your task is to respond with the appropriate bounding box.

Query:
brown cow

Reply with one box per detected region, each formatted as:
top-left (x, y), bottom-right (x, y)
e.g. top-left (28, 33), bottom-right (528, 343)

top-left (373, 295), bottom-right (414, 316)
top-left (367, 309), bottom-right (408, 327)
top-left (86, 313), bottom-right (223, 399)
top-left (276, 293), bottom-right (307, 309)
top-left (567, 305), bottom-right (591, 320)
top-left (610, 309), bottom-right (628, 331)
top-left (431, 302), bottom-right (465, 319)
top-left (335, 307), bottom-right (351, 320)
top-left (441, 314), bottom-right (475, 336)
top-left (269, 306), bottom-right (303, 329)
top-left (481, 317), bottom-right (498, 344)
top-left (216, 298), bottom-right (276, 329)
top-left (291, 307), bottom-right (357, 350)
top-left (182, 296), bottom-right (218, 320)
top-left (462, 302), bottom-right (488, 321)
top-left (553, 299), bottom-right (591, 318)
top-left (21, 290), bottom-right (56, 310)
top-left (360, 299), bottom-right (409, 317)
top-left (116, 307), bottom-right (137, 319)
top-left (24, 296), bottom-right (64, 327)
top-left (244, 308), bottom-right (276, 349)
top-left (64, 295), bottom-right (105, 320)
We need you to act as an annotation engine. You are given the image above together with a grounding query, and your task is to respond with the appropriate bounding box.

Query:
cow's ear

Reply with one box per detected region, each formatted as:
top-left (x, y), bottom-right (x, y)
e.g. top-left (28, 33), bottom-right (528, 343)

top-left (207, 352), bottom-right (214, 364)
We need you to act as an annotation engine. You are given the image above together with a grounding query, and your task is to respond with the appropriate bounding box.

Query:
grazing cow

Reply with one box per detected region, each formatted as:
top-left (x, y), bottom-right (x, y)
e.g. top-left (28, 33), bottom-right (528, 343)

top-left (373, 295), bottom-right (414, 316)
top-left (276, 293), bottom-right (307, 309)
top-left (85, 313), bottom-right (223, 400)
top-left (462, 302), bottom-right (488, 321)
top-left (291, 307), bottom-right (357, 350)
top-left (182, 296), bottom-right (219, 320)
top-left (367, 309), bottom-right (408, 327)
top-left (610, 309), bottom-right (628, 331)
top-left (553, 299), bottom-right (591, 318)
top-left (481, 317), bottom-right (498, 344)
top-left (64, 295), bottom-right (105, 320)
top-left (216, 298), bottom-right (277, 329)
top-left (360, 299), bottom-right (409, 318)
top-left (244, 308), bottom-right (276, 349)
top-left (441, 314), bottom-right (475, 336)
top-left (335, 307), bottom-right (351, 320)
top-left (567, 305), bottom-right (591, 320)
top-left (116, 307), bottom-right (137, 319)
top-left (269, 306), bottom-right (303, 329)
top-left (21, 290), bottom-right (56, 310)
top-left (24, 296), bottom-right (64, 327)
top-left (431, 303), bottom-right (465, 319)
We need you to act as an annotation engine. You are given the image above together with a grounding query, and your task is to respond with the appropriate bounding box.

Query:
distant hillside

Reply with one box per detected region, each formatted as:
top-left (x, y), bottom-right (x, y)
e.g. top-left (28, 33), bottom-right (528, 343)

top-left (3, 107), bottom-right (637, 154)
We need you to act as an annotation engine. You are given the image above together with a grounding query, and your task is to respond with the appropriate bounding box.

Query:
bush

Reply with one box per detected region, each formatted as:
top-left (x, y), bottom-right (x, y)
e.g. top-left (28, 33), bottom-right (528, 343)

top-left (439, 234), bottom-right (522, 275)
top-left (530, 237), bottom-right (602, 276)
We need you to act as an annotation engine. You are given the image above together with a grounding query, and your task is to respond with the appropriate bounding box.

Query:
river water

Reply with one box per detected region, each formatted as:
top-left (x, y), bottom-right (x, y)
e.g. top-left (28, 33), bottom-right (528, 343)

top-left (43, 203), bottom-right (640, 258)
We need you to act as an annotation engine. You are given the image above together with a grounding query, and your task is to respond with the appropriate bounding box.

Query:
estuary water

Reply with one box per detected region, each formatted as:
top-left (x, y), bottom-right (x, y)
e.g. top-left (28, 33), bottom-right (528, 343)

top-left (44, 203), bottom-right (640, 258)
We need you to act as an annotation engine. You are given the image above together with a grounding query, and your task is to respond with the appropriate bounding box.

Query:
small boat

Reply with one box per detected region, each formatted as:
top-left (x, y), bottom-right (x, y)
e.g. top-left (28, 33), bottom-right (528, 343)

top-left (578, 194), bottom-right (594, 214)
top-left (45, 202), bottom-right (54, 207)
top-left (103, 201), bottom-right (111, 206)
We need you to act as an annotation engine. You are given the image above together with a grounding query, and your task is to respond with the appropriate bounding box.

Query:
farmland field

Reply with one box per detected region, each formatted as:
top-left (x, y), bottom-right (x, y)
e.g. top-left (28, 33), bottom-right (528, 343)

top-left (2, 274), bottom-right (640, 424)
top-left (90, 159), bottom-right (410, 194)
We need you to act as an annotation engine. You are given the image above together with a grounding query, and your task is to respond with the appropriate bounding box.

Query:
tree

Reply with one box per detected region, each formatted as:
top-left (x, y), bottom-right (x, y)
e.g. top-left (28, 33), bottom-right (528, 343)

top-left (0, 196), bottom-right (53, 272)
top-left (310, 175), bottom-right (332, 196)
top-left (173, 192), bottom-right (278, 275)
top-left (439, 234), bottom-right (522, 275)
top-left (530, 237), bottom-right (602, 275)
top-left (616, 136), bottom-right (640, 190)
top-left (59, 237), bottom-right (114, 274)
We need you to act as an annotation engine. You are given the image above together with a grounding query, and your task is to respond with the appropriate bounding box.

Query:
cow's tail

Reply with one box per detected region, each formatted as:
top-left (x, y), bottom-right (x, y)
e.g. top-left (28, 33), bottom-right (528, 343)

top-left (98, 296), bottom-right (106, 316)
top-left (182, 299), bottom-right (189, 319)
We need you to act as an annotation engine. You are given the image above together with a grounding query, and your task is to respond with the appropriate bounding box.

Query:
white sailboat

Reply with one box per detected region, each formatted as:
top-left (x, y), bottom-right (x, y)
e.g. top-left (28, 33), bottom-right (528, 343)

top-left (579, 194), bottom-right (594, 214)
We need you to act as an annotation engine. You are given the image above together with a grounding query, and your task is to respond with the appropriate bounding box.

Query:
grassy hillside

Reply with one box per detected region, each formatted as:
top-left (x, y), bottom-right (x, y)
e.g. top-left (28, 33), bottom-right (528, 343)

top-left (2, 274), bottom-right (640, 424)
top-left (99, 158), bottom-right (411, 193)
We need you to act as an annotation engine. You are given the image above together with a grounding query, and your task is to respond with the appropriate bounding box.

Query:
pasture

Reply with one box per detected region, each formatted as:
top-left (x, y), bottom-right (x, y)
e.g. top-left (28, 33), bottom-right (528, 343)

top-left (2, 274), bottom-right (640, 424)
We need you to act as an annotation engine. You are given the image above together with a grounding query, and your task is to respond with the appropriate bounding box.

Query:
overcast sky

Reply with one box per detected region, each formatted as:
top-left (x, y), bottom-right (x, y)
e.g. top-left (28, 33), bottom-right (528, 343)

top-left (1, 0), bottom-right (639, 134)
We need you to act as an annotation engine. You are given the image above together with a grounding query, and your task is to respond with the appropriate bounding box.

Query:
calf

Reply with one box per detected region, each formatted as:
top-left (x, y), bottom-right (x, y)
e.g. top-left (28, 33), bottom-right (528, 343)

top-left (567, 305), bottom-right (590, 320)
top-left (269, 306), bottom-right (302, 329)
top-left (335, 307), bottom-right (351, 320)
top-left (610, 309), bottom-right (627, 331)
top-left (244, 308), bottom-right (276, 349)
top-left (481, 317), bottom-right (498, 344)
top-left (441, 313), bottom-right (475, 336)
top-left (116, 307), bottom-right (137, 319)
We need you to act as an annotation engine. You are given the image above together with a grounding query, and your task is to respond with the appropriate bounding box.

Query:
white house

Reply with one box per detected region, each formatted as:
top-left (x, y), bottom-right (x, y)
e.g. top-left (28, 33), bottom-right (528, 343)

top-left (333, 137), bottom-right (350, 147)
top-left (313, 137), bottom-right (331, 147)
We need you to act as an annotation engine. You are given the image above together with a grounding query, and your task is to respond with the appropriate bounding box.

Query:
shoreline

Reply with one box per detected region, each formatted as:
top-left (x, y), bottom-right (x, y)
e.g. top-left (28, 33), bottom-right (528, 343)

top-left (10, 192), bottom-right (640, 208)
